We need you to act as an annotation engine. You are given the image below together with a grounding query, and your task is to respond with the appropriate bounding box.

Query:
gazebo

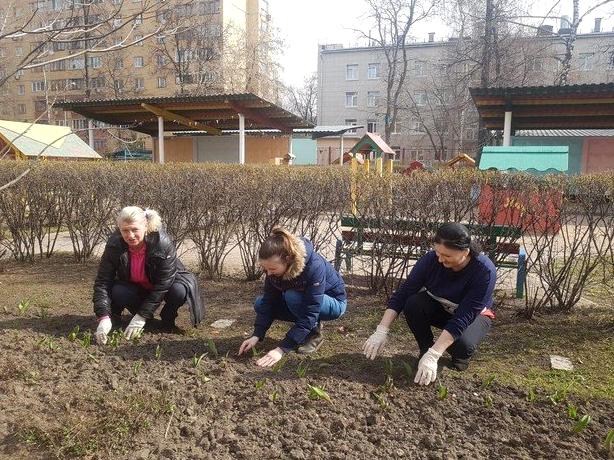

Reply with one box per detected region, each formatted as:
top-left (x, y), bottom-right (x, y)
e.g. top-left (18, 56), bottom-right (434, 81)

top-left (349, 132), bottom-right (396, 161)
top-left (57, 93), bottom-right (312, 164)
top-left (470, 83), bottom-right (614, 173)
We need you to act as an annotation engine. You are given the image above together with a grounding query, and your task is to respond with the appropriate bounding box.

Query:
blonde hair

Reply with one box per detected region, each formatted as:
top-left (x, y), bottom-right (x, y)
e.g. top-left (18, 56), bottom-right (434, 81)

top-left (259, 227), bottom-right (302, 262)
top-left (117, 206), bottom-right (162, 233)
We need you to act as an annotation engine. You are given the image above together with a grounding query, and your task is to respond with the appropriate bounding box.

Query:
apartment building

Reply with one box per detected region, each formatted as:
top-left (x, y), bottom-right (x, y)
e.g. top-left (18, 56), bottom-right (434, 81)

top-left (317, 23), bottom-right (614, 165)
top-left (0, 0), bottom-right (272, 153)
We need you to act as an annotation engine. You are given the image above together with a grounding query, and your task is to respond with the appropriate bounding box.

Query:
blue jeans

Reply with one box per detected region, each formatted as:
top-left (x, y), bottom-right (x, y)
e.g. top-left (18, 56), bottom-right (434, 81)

top-left (254, 289), bottom-right (347, 324)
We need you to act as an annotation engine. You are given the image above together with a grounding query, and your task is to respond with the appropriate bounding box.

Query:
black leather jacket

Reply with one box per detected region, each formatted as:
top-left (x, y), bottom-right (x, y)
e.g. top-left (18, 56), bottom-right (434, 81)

top-left (93, 230), bottom-right (203, 325)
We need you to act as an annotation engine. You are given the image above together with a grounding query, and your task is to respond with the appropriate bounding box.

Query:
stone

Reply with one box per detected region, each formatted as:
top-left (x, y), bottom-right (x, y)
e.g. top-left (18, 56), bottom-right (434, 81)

top-left (210, 319), bottom-right (236, 329)
top-left (550, 355), bottom-right (574, 371)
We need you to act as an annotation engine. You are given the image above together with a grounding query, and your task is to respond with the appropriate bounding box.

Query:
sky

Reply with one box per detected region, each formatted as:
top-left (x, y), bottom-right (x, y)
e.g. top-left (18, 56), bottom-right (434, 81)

top-left (269, 0), bottom-right (614, 89)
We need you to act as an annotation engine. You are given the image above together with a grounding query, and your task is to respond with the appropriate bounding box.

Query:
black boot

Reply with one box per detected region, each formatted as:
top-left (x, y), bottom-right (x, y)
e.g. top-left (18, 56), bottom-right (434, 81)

top-left (451, 356), bottom-right (471, 371)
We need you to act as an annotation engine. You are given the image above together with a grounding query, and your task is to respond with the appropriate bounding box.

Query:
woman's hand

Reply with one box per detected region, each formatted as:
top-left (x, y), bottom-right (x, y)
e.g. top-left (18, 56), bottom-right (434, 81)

top-left (124, 314), bottom-right (146, 340)
top-left (238, 336), bottom-right (260, 355)
top-left (256, 347), bottom-right (284, 367)
top-left (95, 316), bottom-right (112, 345)
top-left (363, 324), bottom-right (389, 359)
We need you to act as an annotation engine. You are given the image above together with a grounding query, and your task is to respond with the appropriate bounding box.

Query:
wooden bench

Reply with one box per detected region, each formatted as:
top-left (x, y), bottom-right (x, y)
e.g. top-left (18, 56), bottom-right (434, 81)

top-left (334, 216), bottom-right (527, 298)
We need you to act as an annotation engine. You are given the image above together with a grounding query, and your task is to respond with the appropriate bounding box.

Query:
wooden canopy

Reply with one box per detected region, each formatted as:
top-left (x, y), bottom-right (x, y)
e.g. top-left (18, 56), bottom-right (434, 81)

top-left (56, 93), bottom-right (312, 135)
top-left (469, 83), bottom-right (614, 130)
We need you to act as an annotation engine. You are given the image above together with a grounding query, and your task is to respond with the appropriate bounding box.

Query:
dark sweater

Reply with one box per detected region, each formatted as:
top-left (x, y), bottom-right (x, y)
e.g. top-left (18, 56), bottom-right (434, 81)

top-left (388, 250), bottom-right (496, 339)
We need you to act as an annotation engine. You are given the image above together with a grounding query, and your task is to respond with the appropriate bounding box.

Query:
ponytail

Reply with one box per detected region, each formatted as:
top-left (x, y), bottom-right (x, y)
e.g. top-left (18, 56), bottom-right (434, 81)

top-left (259, 227), bottom-right (302, 263)
top-left (117, 206), bottom-right (163, 233)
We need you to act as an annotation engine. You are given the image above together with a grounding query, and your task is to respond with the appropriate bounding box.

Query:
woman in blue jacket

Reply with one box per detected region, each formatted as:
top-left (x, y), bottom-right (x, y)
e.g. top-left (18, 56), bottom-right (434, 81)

top-left (363, 223), bottom-right (496, 385)
top-left (238, 227), bottom-right (347, 367)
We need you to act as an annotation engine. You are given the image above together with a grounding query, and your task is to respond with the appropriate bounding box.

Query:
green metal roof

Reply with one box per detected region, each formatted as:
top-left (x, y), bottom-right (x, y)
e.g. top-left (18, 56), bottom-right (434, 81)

top-left (479, 146), bottom-right (568, 173)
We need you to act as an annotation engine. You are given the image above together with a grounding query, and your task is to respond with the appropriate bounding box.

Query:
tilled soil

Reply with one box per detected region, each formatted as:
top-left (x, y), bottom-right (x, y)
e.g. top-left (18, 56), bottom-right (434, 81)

top-left (0, 257), bottom-right (612, 459)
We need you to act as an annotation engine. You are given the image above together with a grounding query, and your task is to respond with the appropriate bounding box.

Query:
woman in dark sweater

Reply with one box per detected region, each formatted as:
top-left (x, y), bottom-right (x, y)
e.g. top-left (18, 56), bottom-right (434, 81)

top-left (363, 223), bottom-right (496, 385)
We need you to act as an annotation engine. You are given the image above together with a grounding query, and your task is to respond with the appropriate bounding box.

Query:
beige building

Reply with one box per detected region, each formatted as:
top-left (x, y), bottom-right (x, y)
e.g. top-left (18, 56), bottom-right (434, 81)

top-left (0, 0), bottom-right (274, 154)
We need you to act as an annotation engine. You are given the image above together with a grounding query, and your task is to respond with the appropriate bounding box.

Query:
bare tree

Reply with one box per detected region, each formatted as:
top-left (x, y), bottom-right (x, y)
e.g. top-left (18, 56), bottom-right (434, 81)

top-left (283, 73), bottom-right (317, 125)
top-left (356, 0), bottom-right (437, 144)
top-left (556, 0), bottom-right (614, 85)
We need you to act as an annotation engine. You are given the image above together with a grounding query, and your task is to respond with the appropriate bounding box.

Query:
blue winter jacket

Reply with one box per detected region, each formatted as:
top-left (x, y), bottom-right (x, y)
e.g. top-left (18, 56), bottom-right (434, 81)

top-left (253, 237), bottom-right (346, 349)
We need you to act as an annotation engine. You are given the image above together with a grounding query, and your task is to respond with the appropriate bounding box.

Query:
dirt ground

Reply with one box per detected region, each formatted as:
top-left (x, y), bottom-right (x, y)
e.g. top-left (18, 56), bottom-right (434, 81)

top-left (0, 255), bottom-right (612, 459)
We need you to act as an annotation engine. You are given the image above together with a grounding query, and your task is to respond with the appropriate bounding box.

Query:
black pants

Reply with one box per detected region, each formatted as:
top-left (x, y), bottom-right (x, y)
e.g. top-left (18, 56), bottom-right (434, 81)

top-left (110, 281), bottom-right (188, 324)
top-left (402, 291), bottom-right (491, 360)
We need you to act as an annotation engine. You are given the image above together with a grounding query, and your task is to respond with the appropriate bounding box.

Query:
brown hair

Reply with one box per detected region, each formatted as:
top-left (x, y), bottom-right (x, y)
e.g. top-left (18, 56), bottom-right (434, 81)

top-left (259, 227), bottom-right (302, 263)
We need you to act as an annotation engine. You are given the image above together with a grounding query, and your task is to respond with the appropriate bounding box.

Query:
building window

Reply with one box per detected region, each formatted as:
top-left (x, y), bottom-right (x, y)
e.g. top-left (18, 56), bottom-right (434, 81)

top-left (114, 79), bottom-right (124, 92)
top-left (367, 120), bottom-right (377, 133)
top-left (94, 139), bottom-right (106, 151)
top-left (345, 91), bottom-right (358, 107)
top-left (465, 127), bottom-right (477, 140)
top-left (17, 85), bottom-right (25, 95)
top-left (527, 57), bottom-right (544, 72)
top-left (410, 119), bottom-right (425, 132)
top-left (367, 63), bottom-right (380, 79)
top-left (31, 81), bottom-right (46, 92)
top-left (134, 78), bottom-right (144, 90)
top-left (17, 104), bottom-right (27, 114)
top-left (156, 54), bottom-right (167, 67)
top-left (16, 47), bottom-right (23, 57)
top-left (346, 64), bottom-right (358, 80)
top-left (413, 60), bottom-right (426, 77)
top-left (579, 53), bottom-right (593, 71)
top-left (68, 57), bottom-right (85, 70)
top-left (87, 56), bottom-right (102, 68)
top-left (608, 52), bottom-right (614, 70)
top-left (344, 119), bottom-right (357, 134)
top-left (134, 34), bottom-right (144, 46)
top-left (157, 77), bottom-right (167, 88)
top-left (71, 119), bottom-right (88, 130)
top-left (414, 90), bottom-right (427, 106)
top-left (133, 14), bottom-right (143, 26)
top-left (133, 56), bottom-right (144, 68)
top-left (367, 91), bottom-right (380, 107)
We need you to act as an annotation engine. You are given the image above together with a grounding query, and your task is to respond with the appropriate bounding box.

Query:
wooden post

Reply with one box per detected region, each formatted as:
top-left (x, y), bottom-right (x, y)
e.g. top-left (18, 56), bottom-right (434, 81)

top-left (364, 158), bottom-right (370, 175)
top-left (386, 158), bottom-right (394, 175)
top-left (375, 157), bottom-right (383, 176)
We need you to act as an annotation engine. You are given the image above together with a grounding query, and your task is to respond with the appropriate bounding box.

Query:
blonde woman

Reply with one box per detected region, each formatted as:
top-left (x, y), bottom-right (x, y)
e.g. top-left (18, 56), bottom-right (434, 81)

top-left (93, 206), bottom-right (204, 344)
top-left (238, 228), bottom-right (347, 367)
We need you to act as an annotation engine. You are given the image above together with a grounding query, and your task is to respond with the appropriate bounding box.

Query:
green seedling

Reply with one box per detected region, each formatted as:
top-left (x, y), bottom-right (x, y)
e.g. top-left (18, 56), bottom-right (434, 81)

top-left (80, 331), bottom-right (92, 348)
top-left (604, 429), bottom-right (614, 450)
top-left (307, 384), bottom-right (331, 403)
top-left (38, 306), bottom-right (50, 319)
top-left (132, 361), bottom-right (142, 377)
top-left (481, 374), bottom-right (497, 389)
top-left (573, 414), bottom-right (591, 433)
top-left (483, 395), bottom-right (493, 408)
top-left (207, 339), bottom-right (218, 359)
top-left (269, 390), bottom-right (280, 402)
top-left (108, 330), bottom-right (123, 349)
top-left (372, 391), bottom-right (389, 410)
top-left (17, 299), bottom-right (31, 315)
top-left (437, 382), bottom-right (449, 401)
top-left (526, 387), bottom-right (537, 403)
top-left (130, 330), bottom-right (143, 344)
top-left (86, 353), bottom-right (99, 363)
top-left (296, 361), bottom-right (310, 378)
top-left (251, 346), bottom-right (263, 358)
top-left (38, 336), bottom-right (58, 351)
top-left (401, 360), bottom-right (413, 381)
top-left (566, 403), bottom-right (578, 420)
top-left (192, 353), bottom-right (206, 368)
top-left (384, 358), bottom-right (394, 377)
top-left (547, 388), bottom-right (567, 406)
top-left (67, 325), bottom-right (80, 342)
top-left (271, 357), bottom-right (287, 373)
top-left (155, 344), bottom-right (162, 360)
top-left (254, 379), bottom-right (266, 390)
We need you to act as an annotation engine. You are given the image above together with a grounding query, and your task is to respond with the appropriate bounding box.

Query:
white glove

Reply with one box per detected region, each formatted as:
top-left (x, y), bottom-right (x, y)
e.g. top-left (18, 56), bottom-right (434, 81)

top-left (124, 314), bottom-right (147, 340)
top-left (363, 325), bottom-right (389, 360)
top-left (95, 316), bottom-right (112, 345)
top-left (414, 347), bottom-right (442, 386)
